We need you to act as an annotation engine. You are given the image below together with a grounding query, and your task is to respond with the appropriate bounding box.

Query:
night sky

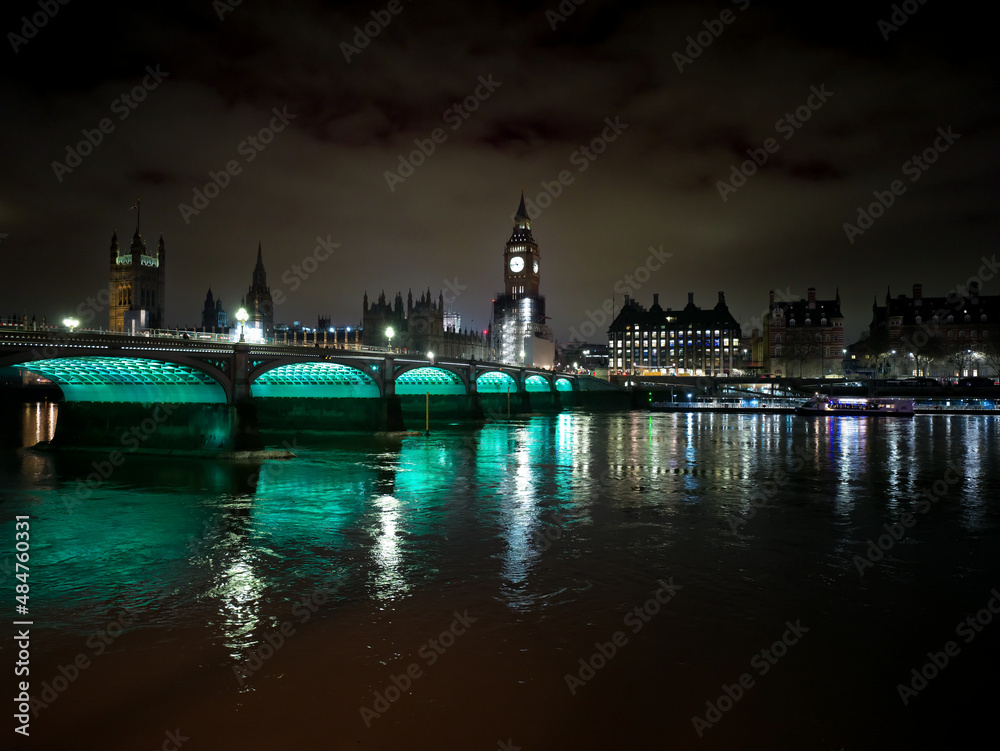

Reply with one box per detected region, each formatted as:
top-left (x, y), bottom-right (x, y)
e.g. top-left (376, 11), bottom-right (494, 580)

top-left (2, 0), bottom-right (998, 344)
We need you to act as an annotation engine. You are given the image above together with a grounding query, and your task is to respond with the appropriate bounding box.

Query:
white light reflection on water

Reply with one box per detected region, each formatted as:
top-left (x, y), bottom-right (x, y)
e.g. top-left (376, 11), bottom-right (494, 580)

top-left (214, 552), bottom-right (264, 661)
top-left (371, 493), bottom-right (408, 602)
top-left (498, 424), bottom-right (542, 608)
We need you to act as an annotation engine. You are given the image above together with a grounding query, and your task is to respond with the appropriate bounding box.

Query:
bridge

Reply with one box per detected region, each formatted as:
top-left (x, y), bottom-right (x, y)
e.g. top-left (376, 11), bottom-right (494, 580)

top-left (0, 329), bottom-right (580, 451)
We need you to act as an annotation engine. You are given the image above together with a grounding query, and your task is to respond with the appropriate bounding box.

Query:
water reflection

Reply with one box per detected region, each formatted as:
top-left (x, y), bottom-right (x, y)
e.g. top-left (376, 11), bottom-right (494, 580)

top-left (3, 407), bottom-right (999, 682)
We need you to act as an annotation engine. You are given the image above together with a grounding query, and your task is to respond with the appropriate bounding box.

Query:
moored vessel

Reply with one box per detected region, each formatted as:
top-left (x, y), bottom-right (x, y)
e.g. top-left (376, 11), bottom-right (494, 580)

top-left (795, 396), bottom-right (914, 416)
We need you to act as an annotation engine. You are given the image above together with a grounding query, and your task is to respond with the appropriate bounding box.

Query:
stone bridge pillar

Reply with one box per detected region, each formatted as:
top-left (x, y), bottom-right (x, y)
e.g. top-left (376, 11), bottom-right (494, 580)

top-left (548, 374), bottom-right (563, 410)
top-left (517, 367), bottom-right (531, 412)
top-left (465, 361), bottom-right (483, 421)
top-left (231, 343), bottom-right (263, 450)
top-left (380, 355), bottom-right (404, 431)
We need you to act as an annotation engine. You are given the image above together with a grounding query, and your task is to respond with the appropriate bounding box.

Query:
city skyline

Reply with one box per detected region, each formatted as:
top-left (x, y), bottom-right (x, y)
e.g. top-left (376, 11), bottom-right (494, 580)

top-left (2, 0), bottom-right (998, 343)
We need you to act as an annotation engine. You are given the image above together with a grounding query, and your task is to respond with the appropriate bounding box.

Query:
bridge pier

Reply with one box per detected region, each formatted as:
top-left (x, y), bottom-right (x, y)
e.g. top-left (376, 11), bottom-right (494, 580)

top-left (379, 395), bottom-right (405, 432)
top-left (231, 343), bottom-right (264, 450)
top-left (379, 356), bottom-right (405, 431)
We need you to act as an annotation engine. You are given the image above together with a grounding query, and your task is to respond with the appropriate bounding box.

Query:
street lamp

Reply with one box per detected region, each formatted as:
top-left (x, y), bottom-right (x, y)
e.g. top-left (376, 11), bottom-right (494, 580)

top-left (236, 307), bottom-right (248, 342)
top-left (427, 351), bottom-right (434, 362)
top-left (386, 326), bottom-right (394, 351)
top-left (62, 317), bottom-right (79, 333)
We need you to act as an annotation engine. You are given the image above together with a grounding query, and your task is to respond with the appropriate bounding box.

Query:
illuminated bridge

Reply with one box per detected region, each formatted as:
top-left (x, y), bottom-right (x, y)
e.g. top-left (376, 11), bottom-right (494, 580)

top-left (0, 330), bottom-right (580, 451)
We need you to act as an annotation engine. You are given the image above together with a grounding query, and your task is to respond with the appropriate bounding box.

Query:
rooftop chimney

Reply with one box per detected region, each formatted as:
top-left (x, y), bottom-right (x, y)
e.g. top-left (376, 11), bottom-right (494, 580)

top-left (653, 293), bottom-right (659, 306)
top-left (718, 291), bottom-right (725, 305)
top-left (913, 283), bottom-right (922, 299)
top-left (769, 290), bottom-right (775, 306)
top-left (687, 292), bottom-right (694, 306)
top-left (808, 287), bottom-right (816, 301)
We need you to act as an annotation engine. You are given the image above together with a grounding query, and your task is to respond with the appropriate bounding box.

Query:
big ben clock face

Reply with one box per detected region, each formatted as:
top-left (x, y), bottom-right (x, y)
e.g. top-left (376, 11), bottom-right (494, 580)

top-left (509, 256), bottom-right (524, 272)
top-left (533, 259), bottom-right (539, 273)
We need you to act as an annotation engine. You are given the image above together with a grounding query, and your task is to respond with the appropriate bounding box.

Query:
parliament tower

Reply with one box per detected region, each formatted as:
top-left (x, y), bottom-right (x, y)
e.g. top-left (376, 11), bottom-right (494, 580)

top-left (108, 205), bottom-right (166, 332)
top-left (491, 193), bottom-right (553, 366)
top-left (241, 243), bottom-right (274, 341)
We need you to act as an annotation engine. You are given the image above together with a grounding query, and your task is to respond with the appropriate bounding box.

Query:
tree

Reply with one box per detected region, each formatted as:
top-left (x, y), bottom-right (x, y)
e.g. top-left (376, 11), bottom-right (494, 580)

top-left (980, 341), bottom-right (1000, 378)
top-left (946, 346), bottom-right (975, 378)
top-left (904, 336), bottom-right (947, 378)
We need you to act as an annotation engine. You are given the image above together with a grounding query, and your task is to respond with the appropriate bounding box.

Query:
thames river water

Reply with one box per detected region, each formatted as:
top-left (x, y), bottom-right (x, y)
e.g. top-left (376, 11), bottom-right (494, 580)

top-left (2, 402), bottom-right (999, 750)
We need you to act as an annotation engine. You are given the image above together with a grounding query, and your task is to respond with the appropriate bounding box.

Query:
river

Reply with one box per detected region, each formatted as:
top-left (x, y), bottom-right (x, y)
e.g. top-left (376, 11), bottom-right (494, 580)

top-left (2, 402), bottom-right (999, 749)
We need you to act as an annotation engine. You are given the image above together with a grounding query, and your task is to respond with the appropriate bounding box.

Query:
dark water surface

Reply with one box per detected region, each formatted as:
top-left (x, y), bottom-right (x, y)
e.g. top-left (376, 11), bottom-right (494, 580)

top-left (2, 402), bottom-right (999, 750)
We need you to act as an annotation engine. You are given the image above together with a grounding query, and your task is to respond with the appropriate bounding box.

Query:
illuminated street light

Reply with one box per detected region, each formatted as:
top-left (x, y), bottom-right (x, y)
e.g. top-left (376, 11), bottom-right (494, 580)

top-left (386, 326), bottom-right (394, 351)
top-left (427, 351), bottom-right (434, 362)
top-left (236, 307), bottom-right (249, 342)
top-left (62, 317), bottom-right (79, 332)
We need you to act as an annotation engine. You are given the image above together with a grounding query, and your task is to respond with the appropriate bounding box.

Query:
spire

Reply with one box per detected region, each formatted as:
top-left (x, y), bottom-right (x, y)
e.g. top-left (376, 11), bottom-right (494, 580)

top-left (130, 199), bottom-right (141, 235)
top-left (508, 190), bottom-right (536, 245)
top-left (251, 242), bottom-right (268, 292)
top-left (515, 190), bottom-right (528, 222)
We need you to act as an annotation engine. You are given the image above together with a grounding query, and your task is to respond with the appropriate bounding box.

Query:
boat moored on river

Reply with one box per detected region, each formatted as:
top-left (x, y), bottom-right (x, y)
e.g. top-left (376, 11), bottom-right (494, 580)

top-left (794, 396), bottom-right (914, 417)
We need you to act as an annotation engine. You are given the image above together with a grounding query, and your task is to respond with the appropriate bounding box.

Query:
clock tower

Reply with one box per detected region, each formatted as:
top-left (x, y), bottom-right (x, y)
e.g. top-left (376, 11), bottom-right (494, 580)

top-left (492, 191), bottom-right (553, 367)
top-left (504, 193), bottom-right (540, 297)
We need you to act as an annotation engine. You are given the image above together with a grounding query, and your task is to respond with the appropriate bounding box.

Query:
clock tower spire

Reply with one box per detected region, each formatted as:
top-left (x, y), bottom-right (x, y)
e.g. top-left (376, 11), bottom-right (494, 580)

top-left (492, 191), bottom-right (552, 366)
top-left (504, 190), bottom-right (540, 297)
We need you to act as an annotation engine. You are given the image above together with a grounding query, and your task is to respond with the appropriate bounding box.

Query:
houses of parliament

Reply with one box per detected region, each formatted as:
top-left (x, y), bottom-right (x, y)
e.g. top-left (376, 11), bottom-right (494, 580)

top-left (104, 195), bottom-right (555, 368)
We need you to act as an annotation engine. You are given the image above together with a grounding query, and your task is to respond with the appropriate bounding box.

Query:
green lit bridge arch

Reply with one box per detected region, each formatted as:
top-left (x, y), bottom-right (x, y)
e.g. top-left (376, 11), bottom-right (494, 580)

top-left (0, 331), bottom-right (578, 404)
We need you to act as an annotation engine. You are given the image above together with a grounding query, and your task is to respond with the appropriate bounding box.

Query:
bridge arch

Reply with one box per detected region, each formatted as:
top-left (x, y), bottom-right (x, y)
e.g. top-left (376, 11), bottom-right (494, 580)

top-left (394, 365), bottom-right (467, 396)
top-left (250, 359), bottom-right (381, 398)
top-left (524, 374), bottom-right (555, 393)
top-left (475, 369), bottom-right (519, 393)
top-left (555, 376), bottom-right (576, 392)
top-left (11, 354), bottom-right (230, 403)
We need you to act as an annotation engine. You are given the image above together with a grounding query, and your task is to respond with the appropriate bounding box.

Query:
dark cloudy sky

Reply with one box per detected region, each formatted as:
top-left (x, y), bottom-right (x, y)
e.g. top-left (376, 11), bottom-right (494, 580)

top-left (2, 0), bottom-right (998, 343)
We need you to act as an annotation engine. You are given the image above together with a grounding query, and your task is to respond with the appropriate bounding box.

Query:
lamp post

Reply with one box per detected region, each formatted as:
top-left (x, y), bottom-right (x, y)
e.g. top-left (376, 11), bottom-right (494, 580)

top-left (386, 326), bottom-right (394, 352)
top-left (62, 317), bottom-right (79, 333)
top-left (236, 307), bottom-right (248, 343)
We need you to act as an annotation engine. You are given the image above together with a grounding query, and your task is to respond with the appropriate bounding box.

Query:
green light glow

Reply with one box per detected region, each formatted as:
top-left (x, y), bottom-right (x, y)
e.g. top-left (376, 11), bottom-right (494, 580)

top-left (476, 370), bottom-right (517, 393)
top-left (524, 375), bottom-right (551, 393)
top-left (253, 361), bottom-right (380, 398)
top-left (396, 367), bottom-right (465, 395)
top-left (555, 377), bottom-right (574, 392)
top-left (19, 356), bottom-right (226, 403)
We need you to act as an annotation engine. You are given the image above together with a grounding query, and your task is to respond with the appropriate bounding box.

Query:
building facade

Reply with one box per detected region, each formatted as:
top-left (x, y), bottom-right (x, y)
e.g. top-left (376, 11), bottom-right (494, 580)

top-left (491, 193), bottom-right (553, 367)
top-left (848, 282), bottom-right (1000, 378)
top-left (763, 287), bottom-right (844, 377)
top-left (108, 228), bottom-right (166, 332)
top-left (242, 243), bottom-right (274, 341)
top-left (608, 292), bottom-right (741, 375)
top-left (361, 289), bottom-right (493, 360)
top-left (200, 288), bottom-right (228, 332)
